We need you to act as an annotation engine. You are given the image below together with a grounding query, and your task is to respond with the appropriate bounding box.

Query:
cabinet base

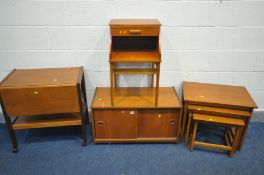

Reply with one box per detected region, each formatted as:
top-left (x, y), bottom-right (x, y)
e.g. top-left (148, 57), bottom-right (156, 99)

top-left (94, 137), bottom-right (178, 144)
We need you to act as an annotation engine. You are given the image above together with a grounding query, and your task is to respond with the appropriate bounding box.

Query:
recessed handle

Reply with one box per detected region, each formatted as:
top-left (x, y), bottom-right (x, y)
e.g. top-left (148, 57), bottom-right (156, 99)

top-left (97, 121), bottom-right (104, 127)
top-left (129, 29), bottom-right (142, 34)
top-left (169, 119), bottom-right (176, 125)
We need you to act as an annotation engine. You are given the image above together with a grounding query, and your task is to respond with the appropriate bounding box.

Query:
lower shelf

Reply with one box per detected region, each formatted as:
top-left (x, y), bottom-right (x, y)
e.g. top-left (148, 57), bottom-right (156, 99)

top-left (12, 113), bottom-right (81, 130)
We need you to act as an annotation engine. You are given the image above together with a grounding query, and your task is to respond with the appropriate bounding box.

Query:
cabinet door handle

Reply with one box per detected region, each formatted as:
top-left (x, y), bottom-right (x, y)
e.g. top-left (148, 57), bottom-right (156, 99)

top-left (129, 29), bottom-right (142, 34)
top-left (169, 119), bottom-right (176, 125)
top-left (97, 121), bottom-right (104, 127)
top-left (129, 111), bottom-right (135, 115)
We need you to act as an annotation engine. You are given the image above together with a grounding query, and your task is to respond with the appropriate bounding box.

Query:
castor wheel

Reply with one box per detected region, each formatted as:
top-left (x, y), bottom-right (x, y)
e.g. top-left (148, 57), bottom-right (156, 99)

top-left (12, 148), bottom-right (18, 153)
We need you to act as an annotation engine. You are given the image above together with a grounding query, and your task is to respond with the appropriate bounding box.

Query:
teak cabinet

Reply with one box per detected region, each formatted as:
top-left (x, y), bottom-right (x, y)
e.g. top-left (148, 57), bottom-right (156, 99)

top-left (109, 19), bottom-right (161, 106)
top-left (91, 87), bottom-right (182, 143)
top-left (0, 67), bottom-right (88, 152)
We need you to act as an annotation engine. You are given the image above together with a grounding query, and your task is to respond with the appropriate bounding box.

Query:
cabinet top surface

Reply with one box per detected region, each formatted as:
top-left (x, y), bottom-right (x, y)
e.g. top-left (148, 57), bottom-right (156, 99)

top-left (183, 81), bottom-right (257, 109)
top-left (110, 19), bottom-right (161, 26)
top-left (110, 52), bottom-right (161, 62)
top-left (0, 67), bottom-right (82, 87)
top-left (92, 87), bottom-right (181, 109)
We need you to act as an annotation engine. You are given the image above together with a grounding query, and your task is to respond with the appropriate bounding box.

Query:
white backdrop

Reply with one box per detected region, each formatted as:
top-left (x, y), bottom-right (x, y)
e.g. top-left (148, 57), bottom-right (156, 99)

top-left (0, 0), bottom-right (264, 122)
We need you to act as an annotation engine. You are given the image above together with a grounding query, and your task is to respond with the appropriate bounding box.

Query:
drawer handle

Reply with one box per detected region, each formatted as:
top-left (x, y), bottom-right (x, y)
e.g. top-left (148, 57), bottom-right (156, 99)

top-left (33, 91), bottom-right (39, 95)
top-left (97, 121), bottom-right (104, 127)
top-left (129, 29), bottom-right (142, 34)
top-left (169, 119), bottom-right (176, 125)
top-left (158, 114), bottom-right (162, 118)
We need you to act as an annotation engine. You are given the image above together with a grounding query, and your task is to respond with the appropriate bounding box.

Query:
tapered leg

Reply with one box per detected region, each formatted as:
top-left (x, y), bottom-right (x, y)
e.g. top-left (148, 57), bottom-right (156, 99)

top-left (81, 74), bottom-right (89, 123)
top-left (190, 121), bottom-right (198, 152)
top-left (179, 104), bottom-right (188, 143)
top-left (77, 84), bottom-right (87, 146)
top-left (110, 63), bottom-right (114, 106)
top-left (155, 63), bottom-right (160, 106)
top-left (185, 112), bottom-right (192, 145)
top-left (151, 63), bottom-right (154, 87)
top-left (0, 97), bottom-right (18, 152)
top-left (230, 126), bottom-right (243, 157)
top-left (81, 113), bottom-right (87, 146)
top-left (237, 117), bottom-right (249, 151)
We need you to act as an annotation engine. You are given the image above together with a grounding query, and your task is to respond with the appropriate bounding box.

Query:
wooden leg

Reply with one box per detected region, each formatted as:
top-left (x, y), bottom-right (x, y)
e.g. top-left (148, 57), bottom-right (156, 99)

top-left (237, 117), bottom-right (249, 151)
top-left (151, 63), bottom-right (154, 87)
top-left (230, 126), bottom-right (243, 157)
top-left (110, 63), bottom-right (114, 106)
top-left (77, 84), bottom-right (87, 146)
top-left (0, 97), bottom-right (18, 152)
top-left (190, 121), bottom-right (198, 152)
top-left (81, 74), bottom-right (89, 123)
top-left (155, 63), bottom-right (160, 106)
top-left (114, 75), bottom-right (118, 87)
top-left (185, 112), bottom-right (192, 145)
top-left (179, 103), bottom-right (188, 143)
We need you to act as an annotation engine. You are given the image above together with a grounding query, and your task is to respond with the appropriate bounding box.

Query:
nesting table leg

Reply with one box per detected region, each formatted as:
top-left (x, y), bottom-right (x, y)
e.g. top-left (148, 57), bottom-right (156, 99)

top-left (237, 117), bottom-right (250, 151)
top-left (230, 126), bottom-right (243, 157)
top-left (190, 121), bottom-right (198, 152)
top-left (180, 104), bottom-right (188, 143)
top-left (185, 112), bottom-right (192, 145)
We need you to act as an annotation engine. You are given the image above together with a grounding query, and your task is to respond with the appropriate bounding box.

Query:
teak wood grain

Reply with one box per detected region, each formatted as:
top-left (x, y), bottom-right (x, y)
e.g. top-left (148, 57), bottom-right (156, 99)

top-left (191, 113), bottom-right (245, 157)
top-left (110, 19), bottom-right (161, 26)
top-left (193, 113), bottom-right (245, 126)
top-left (138, 110), bottom-right (180, 138)
top-left (92, 87), bottom-right (182, 109)
top-left (110, 52), bottom-right (160, 63)
top-left (91, 87), bottom-right (182, 143)
top-left (0, 67), bottom-right (88, 152)
top-left (180, 81), bottom-right (257, 152)
top-left (0, 67), bottom-right (81, 87)
top-left (1, 86), bottom-right (80, 116)
top-left (109, 19), bottom-right (162, 106)
top-left (188, 105), bottom-right (251, 118)
top-left (12, 113), bottom-right (81, 130)
top-left (183, 81), bottom-right (257, 109)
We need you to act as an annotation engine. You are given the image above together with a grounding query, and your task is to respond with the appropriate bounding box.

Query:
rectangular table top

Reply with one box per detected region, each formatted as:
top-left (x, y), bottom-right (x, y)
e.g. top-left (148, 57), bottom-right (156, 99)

top-left (0, 67), bottom-right (83, 88)
top-left (183, 81), bottom-right (257, 109)
top-left (92, 87), bottom-right (182, 109)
